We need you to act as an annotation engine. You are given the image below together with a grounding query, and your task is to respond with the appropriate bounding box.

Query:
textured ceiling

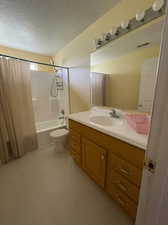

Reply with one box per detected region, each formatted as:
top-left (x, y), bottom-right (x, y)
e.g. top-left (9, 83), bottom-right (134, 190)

top-left (0, 0), bottom-right (119, 55)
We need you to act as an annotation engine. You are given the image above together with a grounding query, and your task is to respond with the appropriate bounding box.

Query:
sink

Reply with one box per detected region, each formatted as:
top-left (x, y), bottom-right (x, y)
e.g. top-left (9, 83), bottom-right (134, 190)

top-left (90, 115), bottom-right (114, 126)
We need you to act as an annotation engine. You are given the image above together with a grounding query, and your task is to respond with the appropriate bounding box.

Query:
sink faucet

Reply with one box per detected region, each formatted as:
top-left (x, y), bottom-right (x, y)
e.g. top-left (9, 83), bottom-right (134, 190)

top-left (109, 109), bottom-right (120, 118)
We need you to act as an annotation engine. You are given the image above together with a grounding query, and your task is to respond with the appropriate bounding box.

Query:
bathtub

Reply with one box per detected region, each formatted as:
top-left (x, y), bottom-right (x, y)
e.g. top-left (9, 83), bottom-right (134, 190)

top-left (36, 119), bottom-right (65, 133)
top-left (36, 119), bottom-right (66, 148)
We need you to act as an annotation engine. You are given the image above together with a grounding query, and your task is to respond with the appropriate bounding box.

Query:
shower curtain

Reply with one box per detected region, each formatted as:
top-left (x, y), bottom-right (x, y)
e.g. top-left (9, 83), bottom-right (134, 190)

top-left (0, 57), bottom-right (38, 163)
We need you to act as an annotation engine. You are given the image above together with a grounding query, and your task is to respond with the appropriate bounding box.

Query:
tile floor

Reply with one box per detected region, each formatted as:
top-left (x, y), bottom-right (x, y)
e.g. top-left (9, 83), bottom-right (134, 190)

top-left (0, 147), bottom-right (133, 225)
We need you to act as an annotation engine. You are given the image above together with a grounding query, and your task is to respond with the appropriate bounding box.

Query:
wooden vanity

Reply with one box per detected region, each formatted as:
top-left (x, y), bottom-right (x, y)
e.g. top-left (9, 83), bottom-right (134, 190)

top-left (69, 119), bottom-right (145, 219)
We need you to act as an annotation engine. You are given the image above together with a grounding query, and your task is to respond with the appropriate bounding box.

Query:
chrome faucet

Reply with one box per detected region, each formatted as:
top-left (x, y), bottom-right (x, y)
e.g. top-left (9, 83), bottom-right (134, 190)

top-left (109, 109), bottom-right (120, 118)
top-left (58, 109), bottom-right (65, 119)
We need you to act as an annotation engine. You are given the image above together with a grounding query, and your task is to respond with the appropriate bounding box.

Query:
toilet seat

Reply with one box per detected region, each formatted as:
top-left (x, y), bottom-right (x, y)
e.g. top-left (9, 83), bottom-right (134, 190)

top-left (50, 129), bottom-right (69, 138)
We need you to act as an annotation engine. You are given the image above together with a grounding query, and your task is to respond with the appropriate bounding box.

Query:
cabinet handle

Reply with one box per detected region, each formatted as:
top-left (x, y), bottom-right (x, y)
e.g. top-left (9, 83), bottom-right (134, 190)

top-left (120, 168), bottom-right (130, 176)
top-left (101, 153), bottom-right (106, 160)
top-left (117, 182), bottom-right (128, 192)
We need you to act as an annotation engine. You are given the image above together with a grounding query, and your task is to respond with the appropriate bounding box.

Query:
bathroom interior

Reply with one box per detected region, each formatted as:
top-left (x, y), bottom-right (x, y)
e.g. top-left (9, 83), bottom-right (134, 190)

top-left (0, 0), bottom-right (167, 225)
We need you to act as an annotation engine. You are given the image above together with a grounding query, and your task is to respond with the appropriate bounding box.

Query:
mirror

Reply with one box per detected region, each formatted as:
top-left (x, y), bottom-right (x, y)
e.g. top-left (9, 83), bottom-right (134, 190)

top-left (90, 18), bottom-right (164, 113)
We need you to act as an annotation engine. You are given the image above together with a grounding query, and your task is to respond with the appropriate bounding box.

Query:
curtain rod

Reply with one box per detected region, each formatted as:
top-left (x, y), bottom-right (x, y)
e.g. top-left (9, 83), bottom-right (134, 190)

top-left (0, 54), bottom-right (69, 69)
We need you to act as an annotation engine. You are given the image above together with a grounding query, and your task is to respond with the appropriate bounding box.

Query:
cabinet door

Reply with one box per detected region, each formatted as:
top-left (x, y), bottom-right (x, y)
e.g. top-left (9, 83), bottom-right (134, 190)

top-left (69, 129), bottom-right (82, 167)
top-left (82, 138), bottom-right (107, 188)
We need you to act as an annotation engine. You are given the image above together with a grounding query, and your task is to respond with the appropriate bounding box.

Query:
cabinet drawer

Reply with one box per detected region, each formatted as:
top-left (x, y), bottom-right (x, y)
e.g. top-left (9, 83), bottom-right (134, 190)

top-left (69, 129), bottom-right (80, 143)
top-left (107, 169), bottom-right (139, 203)
top-left (109, 153), bottom-right (142, 187)
top-left (108, 184), bottom-right (137, 219)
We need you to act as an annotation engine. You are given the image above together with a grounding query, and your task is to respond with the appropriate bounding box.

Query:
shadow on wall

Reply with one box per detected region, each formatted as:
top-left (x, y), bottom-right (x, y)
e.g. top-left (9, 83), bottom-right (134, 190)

top-left (70, 88), bottom-right (90, 113)
top-left (69, 66), bottom-right (91, 113)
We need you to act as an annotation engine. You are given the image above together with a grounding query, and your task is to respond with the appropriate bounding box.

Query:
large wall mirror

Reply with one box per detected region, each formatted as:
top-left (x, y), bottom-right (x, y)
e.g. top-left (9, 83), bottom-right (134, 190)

top-left (90, 17), bottom-right (164, 113)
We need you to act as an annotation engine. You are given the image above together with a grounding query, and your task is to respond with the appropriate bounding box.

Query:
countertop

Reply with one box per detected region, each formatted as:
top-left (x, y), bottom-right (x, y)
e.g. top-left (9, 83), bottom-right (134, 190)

top-left (68, 111), bottom-right (148, 150)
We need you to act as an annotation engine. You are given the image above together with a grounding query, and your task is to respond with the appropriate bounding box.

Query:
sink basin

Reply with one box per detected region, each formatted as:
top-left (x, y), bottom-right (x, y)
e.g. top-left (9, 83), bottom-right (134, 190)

top-left (90, 115), bottom-right (114, 126)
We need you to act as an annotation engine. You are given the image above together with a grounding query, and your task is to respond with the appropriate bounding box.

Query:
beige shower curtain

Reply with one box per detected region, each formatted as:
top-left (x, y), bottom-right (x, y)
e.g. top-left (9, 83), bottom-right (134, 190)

top-left (0, 57), bottom-right (38, 163)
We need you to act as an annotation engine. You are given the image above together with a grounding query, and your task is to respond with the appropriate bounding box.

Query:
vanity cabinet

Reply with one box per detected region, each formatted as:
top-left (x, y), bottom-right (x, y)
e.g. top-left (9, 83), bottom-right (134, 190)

top-left (69, 119), bottom-right (145, 219)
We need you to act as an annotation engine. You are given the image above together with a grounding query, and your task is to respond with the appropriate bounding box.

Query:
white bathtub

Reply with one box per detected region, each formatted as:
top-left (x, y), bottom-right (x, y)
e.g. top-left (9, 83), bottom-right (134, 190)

top-left (36, 119), bottom-right (66, 148)
top-left (36, 119), bottom-right (65, 133)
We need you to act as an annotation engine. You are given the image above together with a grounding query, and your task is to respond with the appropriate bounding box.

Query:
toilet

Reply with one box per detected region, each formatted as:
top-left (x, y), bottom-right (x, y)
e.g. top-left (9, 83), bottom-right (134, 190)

top-left (49, 129), bottom-right (69, 152)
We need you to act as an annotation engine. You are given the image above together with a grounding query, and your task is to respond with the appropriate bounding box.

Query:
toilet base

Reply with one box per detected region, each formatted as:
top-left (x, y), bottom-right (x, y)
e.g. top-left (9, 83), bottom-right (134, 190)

top-left (54, 142), bottom-right (67, 153)
top-left (49, 128), bottom-right (69, 153)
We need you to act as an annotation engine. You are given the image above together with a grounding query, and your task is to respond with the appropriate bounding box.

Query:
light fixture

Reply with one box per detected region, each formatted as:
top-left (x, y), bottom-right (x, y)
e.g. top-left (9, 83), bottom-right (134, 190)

top-left (136, 11), bottom-right (146, 21)
top-left (152, 0), bottom-right (164, 12)
top-left (93, 2), bottom-right (165, 50)
top-left (111, 27), bottom-right (118, 35)
top-left (94, 37), bottom-right (103, 48)
top-left (103, 32), bottom-right (111, 41)
top-left (121, 20), bottom-right (130, 29)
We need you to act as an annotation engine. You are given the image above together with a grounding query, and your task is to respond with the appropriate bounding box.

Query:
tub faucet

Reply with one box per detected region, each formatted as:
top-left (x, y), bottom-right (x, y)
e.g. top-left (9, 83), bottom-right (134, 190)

top-left (109, 109), bottom-right (120, 118)
top-left (58, 109), bottom-right (65, 119)
top-left (58, 116), bottom-right (64, 119)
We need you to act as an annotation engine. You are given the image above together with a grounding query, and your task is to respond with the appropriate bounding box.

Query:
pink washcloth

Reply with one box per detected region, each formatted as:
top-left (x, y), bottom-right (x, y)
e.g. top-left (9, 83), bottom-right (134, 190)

top-left (125, 113), bottom-right (150, 135)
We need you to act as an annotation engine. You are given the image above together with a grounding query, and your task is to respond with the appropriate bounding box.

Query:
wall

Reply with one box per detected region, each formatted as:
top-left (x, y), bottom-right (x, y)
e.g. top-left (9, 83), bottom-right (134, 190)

top-left (0, 45), bottom-right (53, 72)
top-left (54, 0), bottom-right (155, 113)
top-left (91, 45), bottom-right (160, 109)
top-left (0, 1), bottom-right (157, 113)
top-left (69, 65), bottom-right (90, 113)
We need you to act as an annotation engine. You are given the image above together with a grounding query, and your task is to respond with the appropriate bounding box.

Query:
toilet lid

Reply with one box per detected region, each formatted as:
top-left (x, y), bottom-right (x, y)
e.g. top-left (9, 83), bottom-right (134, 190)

top-left (50, 129), bottom-right (69, 138)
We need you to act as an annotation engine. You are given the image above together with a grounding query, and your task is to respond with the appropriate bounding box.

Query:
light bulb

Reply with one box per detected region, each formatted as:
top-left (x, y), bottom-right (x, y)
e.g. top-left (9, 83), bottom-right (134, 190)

top-left (136, 11), bottom-right (145, 21)
top-left (103, 32), bottom-right (111, 41)
top-left (152, 0), bottom-right (164, 11)
top-left (121, 20), bottom-right (129, 29)
top-left (111, 27), bottom-right (118, 35)
top-left (94, 38), bottom-right (103, 48)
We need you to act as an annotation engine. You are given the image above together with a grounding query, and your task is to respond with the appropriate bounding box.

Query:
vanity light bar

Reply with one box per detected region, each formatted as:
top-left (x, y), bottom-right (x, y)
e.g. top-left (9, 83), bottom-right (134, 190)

top-left (94, 0), bottom-right (166, 50)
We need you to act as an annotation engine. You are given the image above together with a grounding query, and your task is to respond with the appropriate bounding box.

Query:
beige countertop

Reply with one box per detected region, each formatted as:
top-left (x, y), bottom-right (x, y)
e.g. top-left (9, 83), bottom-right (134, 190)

top-left (68, 110), bottom-right (148, 150)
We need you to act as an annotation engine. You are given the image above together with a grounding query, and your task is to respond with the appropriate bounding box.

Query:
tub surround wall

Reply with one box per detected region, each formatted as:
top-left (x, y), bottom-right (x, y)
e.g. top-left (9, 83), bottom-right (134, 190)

top-left (31, 71), bottom-right (60, 123)
top-left (31, 70), bottom-right (69, 125)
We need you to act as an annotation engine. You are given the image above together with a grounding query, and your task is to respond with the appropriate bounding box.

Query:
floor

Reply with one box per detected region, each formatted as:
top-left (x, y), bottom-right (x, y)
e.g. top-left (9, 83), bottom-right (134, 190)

top-left (0, 147), bottom-right (133, 225)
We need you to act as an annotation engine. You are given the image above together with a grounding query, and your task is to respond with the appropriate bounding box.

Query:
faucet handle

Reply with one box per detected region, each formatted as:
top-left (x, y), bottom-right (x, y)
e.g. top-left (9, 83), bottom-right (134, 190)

top-left (109, 108), bottom-right (120, 118)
